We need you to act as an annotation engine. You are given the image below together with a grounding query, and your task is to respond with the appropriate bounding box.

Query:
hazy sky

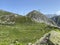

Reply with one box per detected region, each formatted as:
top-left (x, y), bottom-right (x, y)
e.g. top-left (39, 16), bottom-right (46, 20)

top-left (0, 0), bottom-right (60, 15)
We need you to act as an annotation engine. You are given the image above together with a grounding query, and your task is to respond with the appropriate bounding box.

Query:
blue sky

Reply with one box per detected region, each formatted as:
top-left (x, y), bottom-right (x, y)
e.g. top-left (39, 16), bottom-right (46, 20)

top-left (0, 0), bottom-right (60, 15)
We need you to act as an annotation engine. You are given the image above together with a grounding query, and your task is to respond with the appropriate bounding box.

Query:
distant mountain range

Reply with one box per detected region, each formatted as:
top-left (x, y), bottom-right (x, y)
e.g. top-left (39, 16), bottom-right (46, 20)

top-left (51, 15), bottom-right (60, 26)
top-left (46, 14), bottom-right (58, 18)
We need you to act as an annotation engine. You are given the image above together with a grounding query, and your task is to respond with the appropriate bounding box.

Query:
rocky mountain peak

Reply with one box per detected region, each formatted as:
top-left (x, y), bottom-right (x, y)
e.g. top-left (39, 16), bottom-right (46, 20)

top-left (29, 10), bottom-right (41, 14)
top-left (27, 10), bottom-right (56, 26)
top-left (27, 10), bottom-right (43, 17)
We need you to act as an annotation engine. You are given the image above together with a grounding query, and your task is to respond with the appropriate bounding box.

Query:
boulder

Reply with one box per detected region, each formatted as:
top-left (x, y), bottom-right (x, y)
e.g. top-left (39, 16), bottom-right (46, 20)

top-left (33, 31), bottom-right (60, 45)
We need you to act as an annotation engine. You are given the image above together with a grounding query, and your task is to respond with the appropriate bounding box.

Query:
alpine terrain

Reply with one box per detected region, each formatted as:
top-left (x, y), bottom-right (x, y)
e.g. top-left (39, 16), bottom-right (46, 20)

top-left (0, 10), bottom-right (60, 45)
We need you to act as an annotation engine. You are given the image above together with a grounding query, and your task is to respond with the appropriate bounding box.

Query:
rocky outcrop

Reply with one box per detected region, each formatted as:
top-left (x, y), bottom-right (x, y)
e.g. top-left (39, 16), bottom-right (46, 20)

top-left (0, 15), bottom-right (18, 25)
top-left (32, 31), bottom-right (60, 45)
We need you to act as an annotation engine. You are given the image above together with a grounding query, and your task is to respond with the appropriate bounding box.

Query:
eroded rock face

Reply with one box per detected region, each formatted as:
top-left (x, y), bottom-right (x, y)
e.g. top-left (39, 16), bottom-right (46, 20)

top-left (0, 15), bottom-right (16, 25)
top-left (33, 31), bottom-right (60, 45)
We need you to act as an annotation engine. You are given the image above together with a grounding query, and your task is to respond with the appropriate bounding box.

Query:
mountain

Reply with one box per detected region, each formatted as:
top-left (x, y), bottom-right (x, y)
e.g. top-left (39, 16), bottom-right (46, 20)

top-left (0, 10), bottom-right (59, 45)
top-left (27, 10), bottom-right (56, 26)
top-left (46, 14), bottom-right (57, 18)
top-left (0, 10), bottom-right (17, 15)
top-left (0, 10), bottom-right (18, 25)
top-left (0, 10), bottom-right (33, 25)
top-left (51, 15), bottom-right (60, 26)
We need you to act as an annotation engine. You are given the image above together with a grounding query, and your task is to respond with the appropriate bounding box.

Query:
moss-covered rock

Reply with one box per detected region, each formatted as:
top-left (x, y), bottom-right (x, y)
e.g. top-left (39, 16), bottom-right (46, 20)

top-left (33, 31), bottom-right (60, 45)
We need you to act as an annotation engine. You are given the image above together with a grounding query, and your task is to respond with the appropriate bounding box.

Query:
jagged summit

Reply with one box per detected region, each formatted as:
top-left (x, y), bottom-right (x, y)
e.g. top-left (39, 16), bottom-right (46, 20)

top-left (27, 10), bottom-right (43, 16)
top-left (29, 10), bottom-right (42, 13)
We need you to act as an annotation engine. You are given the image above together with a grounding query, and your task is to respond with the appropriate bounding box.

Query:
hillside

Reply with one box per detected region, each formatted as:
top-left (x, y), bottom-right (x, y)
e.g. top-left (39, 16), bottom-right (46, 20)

top-left (0, 10), bottom-right (34, 25)
top-left (51, 15), bottom-right (60, 26)
top-left (0, 10), bottom-right (13, 16)
top-left (0, 10), bottom-right (59, 45)
top-left (0, 22), bottom-right (59, 45)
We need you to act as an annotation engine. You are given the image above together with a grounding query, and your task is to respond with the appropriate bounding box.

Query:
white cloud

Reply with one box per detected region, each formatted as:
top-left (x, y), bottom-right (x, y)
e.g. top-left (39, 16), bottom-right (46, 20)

top-left (56, 11), bottom-right (60, 15)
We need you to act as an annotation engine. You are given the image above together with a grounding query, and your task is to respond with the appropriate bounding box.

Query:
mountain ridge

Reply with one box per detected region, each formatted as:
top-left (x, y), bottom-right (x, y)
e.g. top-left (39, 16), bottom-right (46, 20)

top-left (27, 10), bottom-right (57, 26)
top-left (0, 10), bottom-right (56, 25)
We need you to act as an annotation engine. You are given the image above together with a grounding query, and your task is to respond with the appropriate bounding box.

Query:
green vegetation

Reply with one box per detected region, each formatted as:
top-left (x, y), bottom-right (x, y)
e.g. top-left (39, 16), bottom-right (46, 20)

top-left (15, 16), bottom-right (33, 24)
top-left (0, 10), bottom-right (59, 45)
top-left (0, 23), bottom-right (59, 45)
top-left (0, 10), bottom-right (14, 15)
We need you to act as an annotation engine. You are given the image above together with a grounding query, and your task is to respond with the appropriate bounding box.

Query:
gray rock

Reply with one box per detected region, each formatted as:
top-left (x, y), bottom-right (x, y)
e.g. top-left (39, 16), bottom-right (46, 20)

top-left (33, 31), bottom-right (60, 45)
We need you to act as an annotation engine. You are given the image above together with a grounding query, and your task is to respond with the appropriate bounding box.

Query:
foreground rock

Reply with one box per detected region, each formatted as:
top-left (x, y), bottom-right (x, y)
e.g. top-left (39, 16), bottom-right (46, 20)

top-left (32, 31), bottom-right (60, 45)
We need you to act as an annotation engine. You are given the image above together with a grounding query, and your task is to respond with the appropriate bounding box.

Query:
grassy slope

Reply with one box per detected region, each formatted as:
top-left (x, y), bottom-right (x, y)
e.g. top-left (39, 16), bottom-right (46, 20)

top-left (0, 22), bottom-right (59, 45)
top-left (0, 10), bottom-right (13, 15)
